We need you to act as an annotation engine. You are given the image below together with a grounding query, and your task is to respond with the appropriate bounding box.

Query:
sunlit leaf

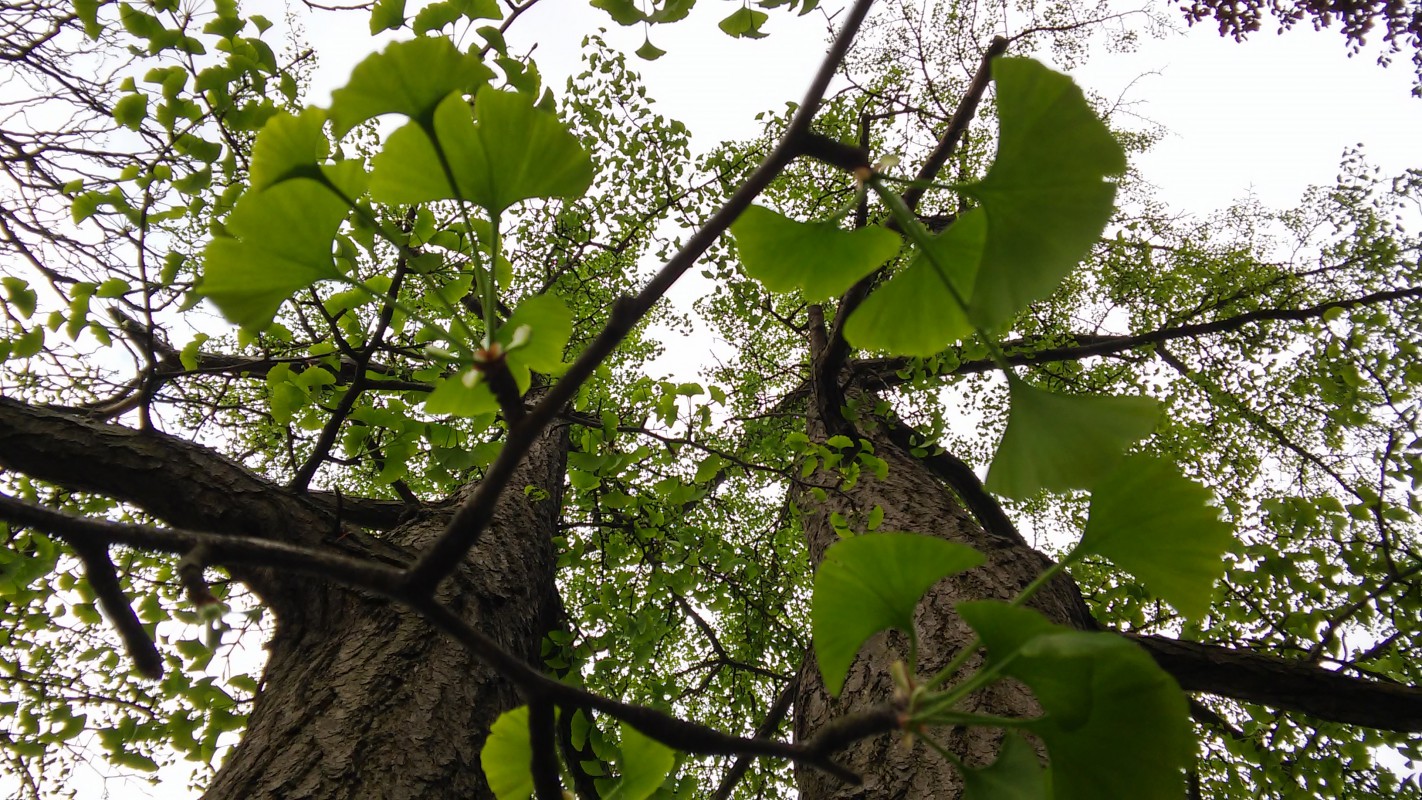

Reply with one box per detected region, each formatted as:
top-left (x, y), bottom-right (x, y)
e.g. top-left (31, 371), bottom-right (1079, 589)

top-left (959, 601), bottom-right (1190, 800)
top-left (963, 58), bottom-right (1126, 328)
top-left (249, 108), bottom-right (328, 191)
top-left (731, 205), bottom-right (900, 301)
top-left (985, 379), bottom-right (1157, 498)
top-left (844, 209), bottom-right (983, 355)
top-left (812, 533), bottom-right (984, 696)
top-left (501, 293), bottom-right (572, 374)
top-left (113, 94), bottom-right (147, 130)
top-left (328, 37), bottom-right (494, 138)
top-left (424, 371), bottom-right (499, 417)
top-left (481, 705), bottom-right (533, 800)
top-left (200, 162), bottom-right (366, 329)
top-left (371, 90), bottom-right (593, 213)
top-left (603, 722), bottom-right (675, 800)
top-left (1073, 455), bottom-right (1233, 620)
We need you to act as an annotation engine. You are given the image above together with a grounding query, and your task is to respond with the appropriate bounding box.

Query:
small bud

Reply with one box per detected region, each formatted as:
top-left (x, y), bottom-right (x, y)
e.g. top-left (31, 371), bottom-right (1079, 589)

top-left (507, 324), bottom-right (533, 351)
top-left (461, 368), bottom-right (485, 389)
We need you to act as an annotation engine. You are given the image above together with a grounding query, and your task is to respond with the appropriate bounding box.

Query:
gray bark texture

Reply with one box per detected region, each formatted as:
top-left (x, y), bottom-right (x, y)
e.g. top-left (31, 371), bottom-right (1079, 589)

top-left (792, 357), bottom-right (1093, 798)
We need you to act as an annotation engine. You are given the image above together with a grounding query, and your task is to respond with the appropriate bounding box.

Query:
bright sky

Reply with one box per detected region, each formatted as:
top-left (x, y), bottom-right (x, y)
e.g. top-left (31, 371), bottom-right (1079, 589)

top-left (14, 0), bottom-right (1421, 796)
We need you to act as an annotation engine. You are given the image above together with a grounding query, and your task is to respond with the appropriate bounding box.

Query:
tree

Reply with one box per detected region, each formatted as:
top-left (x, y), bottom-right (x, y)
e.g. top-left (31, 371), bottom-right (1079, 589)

top-left (1, 0), bottom-right (1419, 797)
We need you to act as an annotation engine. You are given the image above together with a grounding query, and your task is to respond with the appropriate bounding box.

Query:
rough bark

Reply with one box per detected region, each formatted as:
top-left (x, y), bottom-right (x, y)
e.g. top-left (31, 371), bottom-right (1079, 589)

top-left (792, 354), bottom-right (1093, 798)
top-left (203, 423), bottom-right (568, 800)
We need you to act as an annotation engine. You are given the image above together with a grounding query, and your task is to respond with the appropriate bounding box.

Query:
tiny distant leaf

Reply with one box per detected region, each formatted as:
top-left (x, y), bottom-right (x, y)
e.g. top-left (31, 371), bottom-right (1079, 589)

top-left (731, 205), bottom-right (900, 301)
top-left (501, 293), bottom-right (572, 374)
top-left (718, 6), bottom-right (768, 38)
top-left (961, 731), bottom-right (1049, 800)
top-left (603, 722), bottom-right (675, 800)
top-left (369, 0), bottom-right (406, 33)
top-left (844, 208), bottom-right (984, 356)
top-left (249, 108), bottom-right (328, 191)
top-left (635, 36), bottom-right (667, 61)
top-left (964, 58), bottom-right (1126, 328)
top-left (958, 601), bottom-right (1190, 800)
top-left (812, 533), bottom-right (984, 696)
top-left (481, 706), bottom-right (533, 800)
top-left (371, 90), bottom-right (593, 213)
top-left (1073, 455), bottom-right (1233, 620)
top-left (985, 379), bottom-right (1157, 499)
top-left (328, 37), bottom-right (494, 138)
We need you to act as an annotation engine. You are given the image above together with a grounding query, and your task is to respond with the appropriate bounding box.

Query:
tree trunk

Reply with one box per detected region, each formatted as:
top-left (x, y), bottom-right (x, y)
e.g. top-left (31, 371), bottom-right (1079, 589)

top-left (202, 425), bottom-right (569, 800)
top-left (793, 358), bottom-right (1091, 798)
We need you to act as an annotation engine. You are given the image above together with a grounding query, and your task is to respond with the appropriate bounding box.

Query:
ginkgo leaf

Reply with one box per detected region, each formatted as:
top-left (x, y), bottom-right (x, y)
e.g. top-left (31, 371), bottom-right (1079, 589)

top-left (963, 58), bottom-right (1126, 328)
top-left (603, 723), bottom-right (675, 800)
top-left (985, 378), bottom-right (1157, 499)
top-left (249, 107), bottom-right (328, 191)
top-left (424, 371), bottom-right (499, 417)
top-left (812, 533), bottom-right (984, 696)
top-left (961, 731), bottom-right (1049, 800)
top-left (328, 37), bottom-right (493, 138)
top-left (200, 162), bottom-right (366, 329)
top-left (500, 293), bottom-right (572, 374)
top-left (844, 208), bottom-right (984, 356)
top-left (731, 205), bottom-right (901, 301)
top-left (480, 706), bottom-right (533, 800)
top-left (958, 601), bottom-right (1190, 800)
top-left (370, 90), bottom-right (593, 213)
top-left (1073, 455), bottom-right (1234, 620)
top-left (718, 7), bottom-right (768, 38)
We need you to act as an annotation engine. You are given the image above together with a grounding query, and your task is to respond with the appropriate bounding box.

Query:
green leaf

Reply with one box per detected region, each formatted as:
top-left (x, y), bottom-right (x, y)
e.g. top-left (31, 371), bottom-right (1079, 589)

top-left (984, 379), bottom-right (1157, 499)
top-left (369, 0), bottom-right (406, 33)
top-left (591, 0), bottom-right (646, 25)
top-left (73, 0), bottom-right (103, 37)
top-left (731, 205), bottom-right (901, 301)
top-left (501, 293), bottom-right (572, 374)
top-left (327, 37), bottom-right (494, 138)
top-left (371, 90), bottom-right (593, 214)
top-left (413, 0), bottom-right (460, 32)
top-left (481, 706), bottom-right (533, 800)
top-left (635, 36), bottom-right (667, 61)
top-left (3, 278), bottom-right (37, 318)
top-left (844, 208), bottom-right (984, 355)
top-left (646, 0), bottom-right (695, 23)
top-left (424, 371), bottom-right (499, 417)
top-left (249, 108), bottom-right (329, 191)
top-left (718, 6), bottom-right (768, 38)
top-left (812, 533), bottom-right (984, 696)
top-left (963, 58), bottom-right (1126, 328)
top-left (604, 722), bottom-right (675, 800)
top-left (199, 162), bottom-right (366, 329)
top-left (961, 731), bottom-right (1049, 800)
top-left (1073, 455), bottom-right (1233, 620)
top-left (113, 94), bottom-right (148, 130)
top-left (958, 601), bottom-right (1190, 800)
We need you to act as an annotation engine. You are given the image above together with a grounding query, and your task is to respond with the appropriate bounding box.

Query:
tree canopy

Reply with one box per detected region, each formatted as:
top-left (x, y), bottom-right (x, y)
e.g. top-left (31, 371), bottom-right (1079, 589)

top-left (0, 0), bottom-right (1419, 798)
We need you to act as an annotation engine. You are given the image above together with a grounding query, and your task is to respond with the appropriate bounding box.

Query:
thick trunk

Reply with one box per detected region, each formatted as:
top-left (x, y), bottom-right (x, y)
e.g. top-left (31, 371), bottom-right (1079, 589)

top-left (202, 425), bottom-right (569, 800)
top-left (793, 371), bottom-right (1091, 799)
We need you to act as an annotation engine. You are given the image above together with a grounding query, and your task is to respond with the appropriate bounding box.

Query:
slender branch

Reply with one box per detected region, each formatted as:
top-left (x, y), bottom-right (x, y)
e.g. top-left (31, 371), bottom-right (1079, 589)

top-left (400, 0), bottom-right (883, 595)
top-left (68, 540), bottom-right (163, 679)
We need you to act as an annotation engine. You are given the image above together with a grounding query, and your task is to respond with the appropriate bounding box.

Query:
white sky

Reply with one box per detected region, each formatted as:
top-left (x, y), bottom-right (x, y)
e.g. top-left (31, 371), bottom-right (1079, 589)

top-left (10, 0), bottom-right (1421, 796)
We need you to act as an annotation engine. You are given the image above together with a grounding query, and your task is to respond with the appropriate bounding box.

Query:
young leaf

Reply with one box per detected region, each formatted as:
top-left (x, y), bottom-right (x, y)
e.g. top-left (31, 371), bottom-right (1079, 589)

top-left (368, 0), bottom-right (406, 33)
top-left (370, 90), bottom-right (594, 213)
top-left (1072, 455), bottom-right (1233, 620)
top-left (603, 722), bottom-right (675, 800)
top-left (718, 6), bottom-right (768, 38)
top-left (731, 205), bottom-right (900, 300)
top-left (812, 533), bottom-right (984, 696)
top-left (481, 705), bottom-right (534, 800)
top-left (249, 108), bottom-right (328, 191)
top-left (984, 378), bottom-right (1157, 499)
top-left (961, 731), bottom-right (1049, 800)
top-left (962, 58), bottom-right (1126, 328)
top-left (501, 293), bottom-right (573, 374)
top-left (958, 601), bottom-right (1190, 800)
top-left (200, 162), bottom-right (366, 329)
top-left (424, 371), bottom-right (500, 417)
top-left (327, 37), bottom-right (494, 138)
top-left (844, 208), bottom-right (984, 356)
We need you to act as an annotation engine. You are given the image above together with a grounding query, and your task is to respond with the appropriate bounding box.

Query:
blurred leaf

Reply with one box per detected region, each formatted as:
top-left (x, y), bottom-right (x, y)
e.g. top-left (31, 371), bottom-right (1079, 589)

top-left (732, 205), bottom-right (901, 301)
